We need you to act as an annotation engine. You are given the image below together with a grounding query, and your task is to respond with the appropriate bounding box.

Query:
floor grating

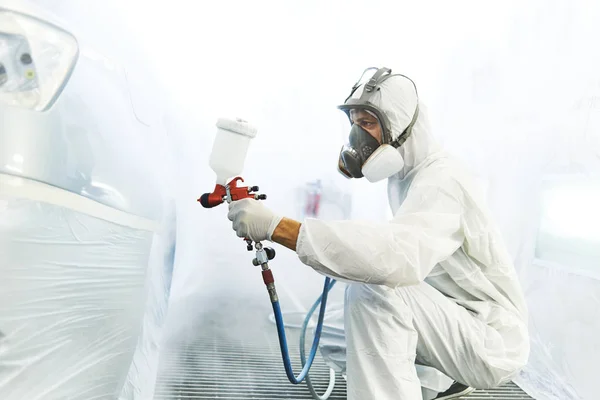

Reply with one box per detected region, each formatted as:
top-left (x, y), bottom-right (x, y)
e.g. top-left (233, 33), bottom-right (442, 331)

top-left (154, 293), bottom-right (534, 399)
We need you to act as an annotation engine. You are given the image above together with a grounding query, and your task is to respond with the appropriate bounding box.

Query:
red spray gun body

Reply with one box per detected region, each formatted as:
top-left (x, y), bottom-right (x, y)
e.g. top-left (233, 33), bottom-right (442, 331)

top-left (198, 176), bottom-right (266, 208)
top-left (198, 176), bottom-right (268, 250)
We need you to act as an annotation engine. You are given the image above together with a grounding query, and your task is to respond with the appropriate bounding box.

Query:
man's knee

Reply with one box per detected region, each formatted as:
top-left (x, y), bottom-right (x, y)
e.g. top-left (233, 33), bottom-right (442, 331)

top-left (346, 283), bottom-right (411, 317)
top-left (344, 283), bottom-right (418, 353)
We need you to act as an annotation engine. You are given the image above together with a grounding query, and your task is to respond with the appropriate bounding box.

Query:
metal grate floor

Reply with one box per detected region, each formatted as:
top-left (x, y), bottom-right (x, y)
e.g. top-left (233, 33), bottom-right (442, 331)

top-left (155, 339), bottom-right (533, 400)
top-left (154, 290), bottom-right (534, 400)
top-left (155, 335), bottom-right (348, 400)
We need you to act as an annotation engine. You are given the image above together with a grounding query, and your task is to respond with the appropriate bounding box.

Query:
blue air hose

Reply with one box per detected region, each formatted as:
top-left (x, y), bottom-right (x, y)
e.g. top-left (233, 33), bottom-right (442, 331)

top-left (269, 276), bottom-right (335, 384)
top-left (299, 278), bottom-right (338, 399)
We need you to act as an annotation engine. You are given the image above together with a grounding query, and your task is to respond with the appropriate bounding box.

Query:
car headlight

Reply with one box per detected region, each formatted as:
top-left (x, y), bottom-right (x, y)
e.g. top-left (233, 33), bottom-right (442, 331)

top-left (0, 8), bottom-right (78, 111)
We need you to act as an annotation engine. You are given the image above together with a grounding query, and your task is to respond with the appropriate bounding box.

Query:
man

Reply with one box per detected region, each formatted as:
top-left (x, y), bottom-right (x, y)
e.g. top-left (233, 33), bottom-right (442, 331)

top-left (227, 67), bottom-right (530, 399)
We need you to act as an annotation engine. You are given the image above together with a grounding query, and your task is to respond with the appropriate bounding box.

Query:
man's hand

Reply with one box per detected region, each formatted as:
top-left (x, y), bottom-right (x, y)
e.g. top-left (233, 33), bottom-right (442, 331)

top-left (227, 199), bottom-right (283, 243)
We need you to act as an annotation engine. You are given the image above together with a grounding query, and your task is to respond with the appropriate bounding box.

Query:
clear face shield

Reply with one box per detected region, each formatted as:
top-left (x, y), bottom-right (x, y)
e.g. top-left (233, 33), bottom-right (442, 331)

top-left (0, 9), bottom-right (78, 112)
top-left (336, 67), bottom-right (420, 181)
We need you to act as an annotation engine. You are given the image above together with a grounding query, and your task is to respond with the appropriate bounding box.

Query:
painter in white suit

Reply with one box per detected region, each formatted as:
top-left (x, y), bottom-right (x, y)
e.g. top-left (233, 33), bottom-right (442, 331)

top-left (227, 67), bottom-right (530, 400)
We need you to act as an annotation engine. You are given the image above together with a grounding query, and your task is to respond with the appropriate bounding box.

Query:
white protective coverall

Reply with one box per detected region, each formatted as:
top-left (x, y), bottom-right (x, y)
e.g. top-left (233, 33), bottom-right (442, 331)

top-left (296, 77), bottom-right (530, 399)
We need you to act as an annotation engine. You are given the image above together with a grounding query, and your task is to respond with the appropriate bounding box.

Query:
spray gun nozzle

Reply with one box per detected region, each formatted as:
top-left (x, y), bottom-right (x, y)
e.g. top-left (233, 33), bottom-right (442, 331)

top-left (198, 191), bottom-right (225, 208)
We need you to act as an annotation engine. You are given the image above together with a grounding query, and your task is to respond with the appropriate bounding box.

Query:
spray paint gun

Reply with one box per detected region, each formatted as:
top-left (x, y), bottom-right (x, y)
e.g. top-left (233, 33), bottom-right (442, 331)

top-left (197, 118), bottom-right (333, 390)
top-left (197, 116), bottom-right (279, 315)
top-left (197, 117), bottom-right (275, 252)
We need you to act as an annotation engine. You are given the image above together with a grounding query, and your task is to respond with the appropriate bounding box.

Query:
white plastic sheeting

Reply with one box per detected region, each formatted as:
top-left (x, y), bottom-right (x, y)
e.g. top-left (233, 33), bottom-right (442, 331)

top-left (0, 176), bottom-right (153, 399)
top-left (118, 200), bottom-right (176, 400)
top-left (0, 0), bottom-right (176, 398)
top-left (0, 176), bottom-right (176, 400)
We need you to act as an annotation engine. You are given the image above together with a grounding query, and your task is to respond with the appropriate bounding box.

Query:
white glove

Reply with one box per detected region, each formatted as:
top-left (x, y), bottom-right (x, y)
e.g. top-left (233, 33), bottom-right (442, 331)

top-left (227, 198), bottom-right (283, 242)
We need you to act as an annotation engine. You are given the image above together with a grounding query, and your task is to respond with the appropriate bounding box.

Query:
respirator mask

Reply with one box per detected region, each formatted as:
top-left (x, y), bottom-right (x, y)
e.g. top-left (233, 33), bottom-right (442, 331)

top-left (337, 67), bottom-right (420, 183)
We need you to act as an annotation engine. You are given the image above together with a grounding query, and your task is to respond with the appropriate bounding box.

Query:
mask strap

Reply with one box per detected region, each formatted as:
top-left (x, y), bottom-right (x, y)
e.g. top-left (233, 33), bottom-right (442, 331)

top-left (362, 67), bottom-right (392, 93)
top-left (344, 67), bottom-right (383, 102)
top-left (391, 105), bottom-right (419, 148)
